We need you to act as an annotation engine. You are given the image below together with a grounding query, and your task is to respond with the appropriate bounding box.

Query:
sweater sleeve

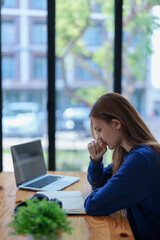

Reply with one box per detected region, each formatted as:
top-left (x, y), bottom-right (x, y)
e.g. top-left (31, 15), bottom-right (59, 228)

top-left (84, 152), bottom-right (150, 216)
top-left (87, 159), bottom-right (113, 190)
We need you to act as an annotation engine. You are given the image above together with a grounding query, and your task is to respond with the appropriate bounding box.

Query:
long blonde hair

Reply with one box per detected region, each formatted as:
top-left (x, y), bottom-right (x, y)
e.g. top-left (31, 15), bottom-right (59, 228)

top-left (89, 92), bottom-right (160, 174)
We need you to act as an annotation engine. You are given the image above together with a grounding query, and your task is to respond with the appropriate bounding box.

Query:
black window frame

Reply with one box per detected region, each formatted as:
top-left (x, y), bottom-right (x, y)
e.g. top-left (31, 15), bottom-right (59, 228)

top-left (0, 0), bottom-right (123, 172)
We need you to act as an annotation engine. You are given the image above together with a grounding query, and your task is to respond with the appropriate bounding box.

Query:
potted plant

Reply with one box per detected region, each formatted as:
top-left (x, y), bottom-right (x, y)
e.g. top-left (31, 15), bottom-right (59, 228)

top-left (9, 198), bottom-right (72, 240)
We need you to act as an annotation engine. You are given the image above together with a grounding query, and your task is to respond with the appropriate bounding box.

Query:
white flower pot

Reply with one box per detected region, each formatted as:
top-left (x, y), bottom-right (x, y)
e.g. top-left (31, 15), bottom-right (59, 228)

top-left (27, 235), bottom-right (48, 240)
top-left (27, 234), bottom-right (60, 240)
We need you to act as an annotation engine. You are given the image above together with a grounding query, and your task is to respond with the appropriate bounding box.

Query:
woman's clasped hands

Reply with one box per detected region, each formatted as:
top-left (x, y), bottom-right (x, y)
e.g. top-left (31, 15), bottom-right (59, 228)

top-left (88, 136), bottom-right (107, 162)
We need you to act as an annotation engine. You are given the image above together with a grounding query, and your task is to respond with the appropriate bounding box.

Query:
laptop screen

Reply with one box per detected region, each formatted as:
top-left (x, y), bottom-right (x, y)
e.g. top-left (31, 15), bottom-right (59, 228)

top-left (11, 140), bottom-right (46, 186)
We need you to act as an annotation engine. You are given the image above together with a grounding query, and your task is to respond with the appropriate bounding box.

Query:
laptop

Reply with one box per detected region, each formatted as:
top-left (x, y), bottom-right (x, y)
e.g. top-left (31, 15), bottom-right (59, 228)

top-left (11, 139), bottom-right (80, 191)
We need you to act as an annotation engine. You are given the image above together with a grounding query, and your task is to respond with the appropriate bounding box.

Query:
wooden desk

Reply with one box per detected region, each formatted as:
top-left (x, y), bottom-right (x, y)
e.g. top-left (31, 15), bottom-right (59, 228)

top-left (0, 171), bottom-right (135, 240)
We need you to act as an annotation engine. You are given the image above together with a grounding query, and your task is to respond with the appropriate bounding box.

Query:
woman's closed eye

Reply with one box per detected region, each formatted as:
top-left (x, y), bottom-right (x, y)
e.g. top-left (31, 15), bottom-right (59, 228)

top-left (96, 129), bottom-right (101, 133)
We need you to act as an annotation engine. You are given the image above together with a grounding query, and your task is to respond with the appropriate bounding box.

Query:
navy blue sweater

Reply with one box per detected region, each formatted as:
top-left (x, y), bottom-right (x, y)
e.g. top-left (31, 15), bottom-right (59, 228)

top-left (84, 145), bottom-right (160, 240)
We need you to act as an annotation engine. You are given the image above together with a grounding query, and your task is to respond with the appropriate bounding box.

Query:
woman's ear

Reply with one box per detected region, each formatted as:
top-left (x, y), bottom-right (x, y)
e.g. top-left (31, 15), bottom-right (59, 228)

top-left (112, 119), bottom-right (121, 130)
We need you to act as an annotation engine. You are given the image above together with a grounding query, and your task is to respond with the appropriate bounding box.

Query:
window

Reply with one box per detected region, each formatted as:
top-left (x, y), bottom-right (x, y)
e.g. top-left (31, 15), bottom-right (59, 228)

top-left (1, 0), bottom-right (48, 172)
top-left (75, 58), bottom-right (101, 81)
top-left (2, 20), bottom-right (16, 44)
top-left (31, 0), bottom-right (47, 9)
top-left (122, 1), bottom-right (160, 141)
top-left (33, 55), bottom-right (47, 79)
top-left (0, 0), bottom-right (123, 172)
top-left (2, 55), bottom-right (15, 79)
top-left (90, 2), bottom-right (102, 13)
top-left (83, 23), bottom-right (106, 46)
top-left (55, 0), bottom-right (114, 171)
top-left (3, 0), bottom-right (16, 8)
top-left (56, 59), bottom-right (63, 79)
top-left (32, 21), bottom-right (47, 44)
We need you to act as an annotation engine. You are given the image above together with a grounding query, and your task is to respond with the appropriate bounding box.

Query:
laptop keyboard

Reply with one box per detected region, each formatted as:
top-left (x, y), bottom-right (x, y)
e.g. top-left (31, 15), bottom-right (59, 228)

top-left (25, 175), bottom-right (63, 189)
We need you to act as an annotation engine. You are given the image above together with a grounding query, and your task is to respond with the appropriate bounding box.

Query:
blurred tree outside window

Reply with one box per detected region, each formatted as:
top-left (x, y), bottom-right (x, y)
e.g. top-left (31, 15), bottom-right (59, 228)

top-left (122, 0), bottom-right (160, 141)
top-left (55, 0), bottom-right (114, 171)
top-left (56, 59), bottom-right (63, 79)
top-left (56, 0), bottom-right (114, 108)
top-left (75, 58), bottom-right (101, 81)
top-left (83, 23), bottom-right (107, 46)
top-left (55, 0), bottom-right (160, 171)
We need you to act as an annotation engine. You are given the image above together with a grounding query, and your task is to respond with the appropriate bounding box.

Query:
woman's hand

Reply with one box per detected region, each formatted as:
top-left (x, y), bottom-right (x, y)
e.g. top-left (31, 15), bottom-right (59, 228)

top-left (88, 136), bottom-right (107, 162)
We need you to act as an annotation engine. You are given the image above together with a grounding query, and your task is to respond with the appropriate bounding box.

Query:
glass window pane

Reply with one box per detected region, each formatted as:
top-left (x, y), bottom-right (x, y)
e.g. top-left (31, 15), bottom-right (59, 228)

top-left (75, 57), bottom-right (101, 80)
top-left (32, 21), bottom-right (47, 44)
top-left (2, 55), bottom-right (15, 78)
top-left (56, 59), bottom-right (63, 79)
top-left (33, 56), bottom-right (47, 79)
top-left (122, 1), bottom-right (160, 142)
top-left (31, 0), bottom-right (47, 9)
top-left (1, 1), bottom-right (48, 172)
top-left (2, 20), bottom-right (16, 44)
top-left (83, 23), bottom-right (107, 46)
top-left (3, 0), bottom-right (15, 8)
top-left (55, 0), bottom-right (114, 171)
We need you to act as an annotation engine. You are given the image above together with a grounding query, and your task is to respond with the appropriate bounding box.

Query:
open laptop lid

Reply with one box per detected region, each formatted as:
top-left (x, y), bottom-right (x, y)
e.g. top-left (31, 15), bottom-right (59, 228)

top-left (11, 139), bottom-right (47, 186)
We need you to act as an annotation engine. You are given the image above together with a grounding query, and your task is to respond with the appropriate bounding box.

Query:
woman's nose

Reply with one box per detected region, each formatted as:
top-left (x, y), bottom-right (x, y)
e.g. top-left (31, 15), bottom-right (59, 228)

top-left (97, 134), bottom-right (102, 139)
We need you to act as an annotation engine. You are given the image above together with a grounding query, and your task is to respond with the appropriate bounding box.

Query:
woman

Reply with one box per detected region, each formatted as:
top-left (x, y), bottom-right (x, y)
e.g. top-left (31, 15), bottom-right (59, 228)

top-left (84, 92), bottom-right (160, 240)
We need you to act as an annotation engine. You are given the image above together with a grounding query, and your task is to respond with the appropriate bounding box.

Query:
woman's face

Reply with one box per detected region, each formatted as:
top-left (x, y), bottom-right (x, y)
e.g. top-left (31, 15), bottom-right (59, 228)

top-left (91, 117), bottom-right (123, 150)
